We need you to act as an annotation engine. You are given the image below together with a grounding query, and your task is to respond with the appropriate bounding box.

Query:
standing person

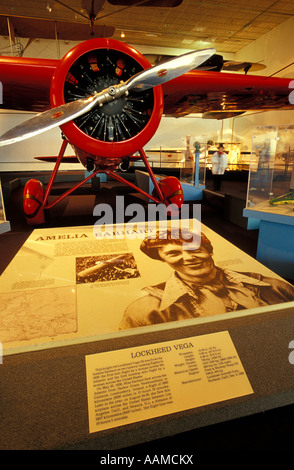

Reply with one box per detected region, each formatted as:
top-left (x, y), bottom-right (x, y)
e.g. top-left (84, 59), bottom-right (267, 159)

top-left (250, 138), bottom-right (272, 192)
top-left (211, 144), bottom-right (228, 191)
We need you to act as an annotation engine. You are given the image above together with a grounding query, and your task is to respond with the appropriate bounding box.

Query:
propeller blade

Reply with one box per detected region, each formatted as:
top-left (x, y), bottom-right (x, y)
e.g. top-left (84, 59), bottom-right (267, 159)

top-left (126, 48), bottom-right (215, 92)
top-left (0, 93), bottom-right (102, 146)
top-left (0, 83), bottom-right (128, 146)
top-left (0, 47), bottom-right (215, 146)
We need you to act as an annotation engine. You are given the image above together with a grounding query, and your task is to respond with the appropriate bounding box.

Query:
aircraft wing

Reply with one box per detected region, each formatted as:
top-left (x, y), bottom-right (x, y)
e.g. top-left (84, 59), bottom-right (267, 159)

top-left (0, 56), bottom-right (58, 112)
top-left (33, 154), bottom-right (141, 163)
top-left (0, 56), bottom-right (293, 118)
top-left (162, 70), bottom-right (294, 119)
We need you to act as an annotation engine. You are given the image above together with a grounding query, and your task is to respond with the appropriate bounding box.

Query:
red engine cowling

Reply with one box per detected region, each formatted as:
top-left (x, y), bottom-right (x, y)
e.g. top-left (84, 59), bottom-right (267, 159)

top-left (50, 38), bottom-right (164, 170)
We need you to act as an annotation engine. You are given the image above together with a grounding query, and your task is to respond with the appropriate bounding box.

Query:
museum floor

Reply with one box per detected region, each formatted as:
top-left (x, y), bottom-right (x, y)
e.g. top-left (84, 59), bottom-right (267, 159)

top-left (1, 170), bottom-right (294, 453)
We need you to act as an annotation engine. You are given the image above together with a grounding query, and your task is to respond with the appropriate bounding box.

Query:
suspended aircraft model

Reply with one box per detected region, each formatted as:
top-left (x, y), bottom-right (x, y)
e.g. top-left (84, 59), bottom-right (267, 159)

top-left (0, 38), bottom-right (293, 224)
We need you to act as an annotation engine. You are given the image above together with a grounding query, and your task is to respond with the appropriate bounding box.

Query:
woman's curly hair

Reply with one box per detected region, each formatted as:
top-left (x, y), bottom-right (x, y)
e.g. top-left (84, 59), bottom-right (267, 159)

top-left (140, 228), bottom-right (213, 260)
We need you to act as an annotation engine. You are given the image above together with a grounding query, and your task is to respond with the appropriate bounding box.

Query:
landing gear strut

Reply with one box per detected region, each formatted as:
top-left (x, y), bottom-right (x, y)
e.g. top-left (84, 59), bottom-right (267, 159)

top-left (23, 142), bottom-right (184, 225)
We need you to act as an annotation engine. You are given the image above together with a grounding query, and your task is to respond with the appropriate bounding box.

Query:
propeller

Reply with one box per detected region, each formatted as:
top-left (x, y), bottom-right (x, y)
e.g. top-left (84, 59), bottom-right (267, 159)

top-left (0, 47), bottom-right (215, 146)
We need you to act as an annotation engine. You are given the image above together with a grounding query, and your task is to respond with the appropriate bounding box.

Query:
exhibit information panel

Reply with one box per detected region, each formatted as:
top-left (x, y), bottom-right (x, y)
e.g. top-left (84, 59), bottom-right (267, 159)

top-left (1, 219), bottom-right (294, 356)
top-left (85, 331), bottom-right (253, 433)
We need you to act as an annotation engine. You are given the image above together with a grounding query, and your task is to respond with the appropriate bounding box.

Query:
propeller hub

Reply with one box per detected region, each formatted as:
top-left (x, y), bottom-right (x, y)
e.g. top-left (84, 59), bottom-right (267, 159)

top-left (108, 85), bottom-right (116, 96)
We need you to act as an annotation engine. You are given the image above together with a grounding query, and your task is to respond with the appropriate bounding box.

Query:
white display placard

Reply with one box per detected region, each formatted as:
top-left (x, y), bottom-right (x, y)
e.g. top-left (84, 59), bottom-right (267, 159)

top-left (85, 331), bottom-right (253, 433)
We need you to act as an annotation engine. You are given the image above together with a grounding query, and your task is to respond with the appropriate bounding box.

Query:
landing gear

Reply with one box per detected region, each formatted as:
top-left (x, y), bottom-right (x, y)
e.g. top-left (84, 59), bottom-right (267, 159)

top-left (152, 176), bottom-right (184, 213)
top-left (23, 179), bottom-right (45, 225)
top-left (118, 157), bottom-right (130, 172)
top-left (22, 142), bottom-right (184, 225)
top-left (105, 147), bottom-right (184, 213)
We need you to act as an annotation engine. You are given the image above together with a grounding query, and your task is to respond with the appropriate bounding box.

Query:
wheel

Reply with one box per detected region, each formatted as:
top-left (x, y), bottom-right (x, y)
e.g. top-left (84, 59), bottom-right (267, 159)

top-left (23, 179), bottom-right (45, 225)
top-left (118, 157), bottom-right (130, 172)
top-left (152, 176), bottom-right (184, 215)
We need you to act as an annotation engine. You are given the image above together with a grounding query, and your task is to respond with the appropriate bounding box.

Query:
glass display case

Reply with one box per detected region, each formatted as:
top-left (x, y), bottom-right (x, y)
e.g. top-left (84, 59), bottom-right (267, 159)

top-left (180, 138), bottom-right (207, 186)
top-left (243, 125), bottom-right (294, 280)
top-left (246, 125), bottom-right (294, 212)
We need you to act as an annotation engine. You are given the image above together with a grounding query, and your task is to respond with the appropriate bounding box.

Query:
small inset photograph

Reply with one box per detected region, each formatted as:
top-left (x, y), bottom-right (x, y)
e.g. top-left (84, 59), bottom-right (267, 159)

top-left (76, 252), bottom-right (140, 283)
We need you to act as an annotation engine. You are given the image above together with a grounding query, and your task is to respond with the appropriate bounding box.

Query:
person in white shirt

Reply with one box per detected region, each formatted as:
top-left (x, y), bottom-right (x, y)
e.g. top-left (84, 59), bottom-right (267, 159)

top-left (211, 144), bottom-right (228, 191)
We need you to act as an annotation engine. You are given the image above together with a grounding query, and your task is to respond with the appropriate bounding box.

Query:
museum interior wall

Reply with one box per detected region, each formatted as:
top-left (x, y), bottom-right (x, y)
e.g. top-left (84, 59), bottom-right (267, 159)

top-left (233, 15), bottom-right (294, 146)
top-left (0, 111), bottom-right (84, 172)
top-left (235, 15), bottom-right (294, 78)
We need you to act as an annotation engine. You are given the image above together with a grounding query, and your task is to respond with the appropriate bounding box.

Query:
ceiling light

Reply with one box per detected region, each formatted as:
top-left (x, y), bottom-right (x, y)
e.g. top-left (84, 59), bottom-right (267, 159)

top-left (120, 31), bottom-right (125, 38)
top-left (46, 3), bottom-right (52, 12)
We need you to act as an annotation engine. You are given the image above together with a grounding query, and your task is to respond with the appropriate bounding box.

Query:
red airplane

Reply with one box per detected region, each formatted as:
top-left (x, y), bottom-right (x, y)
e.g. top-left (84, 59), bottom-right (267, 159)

top-left (0, 37), bottom-right (293, 224)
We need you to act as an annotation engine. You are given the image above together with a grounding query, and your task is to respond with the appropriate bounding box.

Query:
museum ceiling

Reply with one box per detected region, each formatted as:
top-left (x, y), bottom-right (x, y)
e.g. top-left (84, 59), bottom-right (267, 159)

top-left (0, 0), bottom-right (293, 58)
